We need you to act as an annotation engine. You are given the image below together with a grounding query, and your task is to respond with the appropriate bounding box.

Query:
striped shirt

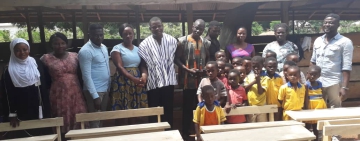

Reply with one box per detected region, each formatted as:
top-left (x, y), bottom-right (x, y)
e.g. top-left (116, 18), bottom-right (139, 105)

top-left (138, 33), bottom-right (178, 90)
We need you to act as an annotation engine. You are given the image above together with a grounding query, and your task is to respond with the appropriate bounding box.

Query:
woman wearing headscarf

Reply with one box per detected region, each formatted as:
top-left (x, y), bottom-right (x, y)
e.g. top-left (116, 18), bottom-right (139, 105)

top-left (41, 32), bottom-right (87, 137)
top-left (0, 38), bottom-right (51, 139)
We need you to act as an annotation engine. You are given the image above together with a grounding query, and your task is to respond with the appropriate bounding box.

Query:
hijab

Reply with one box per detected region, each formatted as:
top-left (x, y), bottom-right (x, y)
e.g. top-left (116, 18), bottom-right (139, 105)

top-left (8, 38), bottom-right (40, 87)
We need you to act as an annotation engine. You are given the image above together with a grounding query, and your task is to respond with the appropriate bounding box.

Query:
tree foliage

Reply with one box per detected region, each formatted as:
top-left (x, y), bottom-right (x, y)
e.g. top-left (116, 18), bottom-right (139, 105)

top-left (0, 30), bottom-right (11, 42)
top-left (251, 22), bottom-right (263, 36)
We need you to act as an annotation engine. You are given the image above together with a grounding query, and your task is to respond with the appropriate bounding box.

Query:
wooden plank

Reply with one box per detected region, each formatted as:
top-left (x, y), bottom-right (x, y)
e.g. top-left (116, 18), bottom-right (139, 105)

top-left (70, 130), bottom-right (183, 141)
top-left (76, 107), bottom-right (163, 122)
top-left (66, 122), bottom-right (170, 139)
top-left (347, 81), bottom-right (360, 99)
top-left (1, 0), bottom-right (303, 7)
top-left (286, 107), bottom-right (360, 121)
top-left (225, 105), bottom-right (278, 116)
top-left (201, 125), bottom-right (315, 141)
top-left (298, 51), bottom-right (312, 67)
top-left (317, 118), bottom-right (360, 130)
top-left (323, 124), bottom-right (360, 136)
top-left (2, 134), bottom-right (58, 141)
top-left (201, 120), bottom-right (304, 133)
top-left (0, 117), bottom-right (63, 132)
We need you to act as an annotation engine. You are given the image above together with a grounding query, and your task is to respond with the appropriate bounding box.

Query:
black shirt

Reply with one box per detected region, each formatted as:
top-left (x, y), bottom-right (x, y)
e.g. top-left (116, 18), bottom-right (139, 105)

top-left (206, 36), bottom-right (220, 61)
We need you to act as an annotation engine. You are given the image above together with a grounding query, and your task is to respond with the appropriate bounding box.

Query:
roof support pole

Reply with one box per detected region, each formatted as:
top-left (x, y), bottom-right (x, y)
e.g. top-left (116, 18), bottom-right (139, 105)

top-left (281, 1), bottom-right (290, 24)
top-left (72, 12), bottom-right (77, 39)
top-left (186, 4), bottom-right (193, 35)
top-left (37, 7), bottom-right (46, 54)
top-left (182, 12), bottom-right (185, 36)
top-left (25, 9), bottom-right (33, 44)
top-left (135, 6), bottom-right (141, 46)
top-left (82, 6), bottom-right (88, 43)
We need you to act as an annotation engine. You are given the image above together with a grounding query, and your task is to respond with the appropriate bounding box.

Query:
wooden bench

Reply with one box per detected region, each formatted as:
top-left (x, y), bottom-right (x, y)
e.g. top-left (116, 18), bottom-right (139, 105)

top-left (286, 107), bottom-right (360, 122)
top-left (66, 107), bottom-right (165, 139)
top-left (70, 130), bottom-right (183, 141)
top-left (201, 120), bottom-right (304, 133)
top-left (224, 104), bottom-right (278, 121)
top-left (317, 118), bottom-right (360, 141)
top-left (0, 117), bottom-right (63, 141)
top-left (65, 122), bottom-right (170, 140)
top-left (200, 125), bottom-right (315, 141)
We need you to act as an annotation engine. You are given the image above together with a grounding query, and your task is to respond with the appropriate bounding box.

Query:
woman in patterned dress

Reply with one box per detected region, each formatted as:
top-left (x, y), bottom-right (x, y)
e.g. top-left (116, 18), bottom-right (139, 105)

top-left (110, 23), bottom-right (148, 125)
top-left (262, 23), bottom-right (299, 71)
top-left (40, 32), bottom-right (87, 139)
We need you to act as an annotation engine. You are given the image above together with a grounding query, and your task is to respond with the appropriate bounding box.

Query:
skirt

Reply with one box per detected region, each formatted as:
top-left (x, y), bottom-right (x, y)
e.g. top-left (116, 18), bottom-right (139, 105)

top-left (111, 67), bottom-right (148, 110)
top-left (304, 98), bottom-right (327, 124)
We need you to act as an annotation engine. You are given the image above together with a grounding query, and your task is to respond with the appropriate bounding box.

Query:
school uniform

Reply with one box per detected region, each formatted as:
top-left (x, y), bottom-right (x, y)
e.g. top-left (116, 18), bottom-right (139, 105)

top-left (305, 81), bottom-right (327, 124)
top-left (278, 82), bottom-right (306, 121)
top-left (193, 101), bottom-right (226, 127)
top-left (262, 72), bottom-right (283, 107)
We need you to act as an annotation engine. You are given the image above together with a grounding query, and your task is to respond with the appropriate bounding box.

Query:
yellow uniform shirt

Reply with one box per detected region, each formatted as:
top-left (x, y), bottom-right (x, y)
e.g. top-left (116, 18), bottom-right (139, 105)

top-left (245, 71), bottom-right (270, 106)
top-left (278, 82), bottom-right (306, 120)
top-left (193, 101), bottom-right (226, 126)
top-left (305, 81), bottom-right (327, 124)
top-left (262, 72), bottom-right (283, 107)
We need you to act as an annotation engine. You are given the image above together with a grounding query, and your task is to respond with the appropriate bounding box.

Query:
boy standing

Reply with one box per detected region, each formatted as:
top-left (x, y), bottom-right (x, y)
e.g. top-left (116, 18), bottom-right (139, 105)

top-left (244, 56), bottom-right (270, 122)
top-left (278, 66), bottom-right (309, 120)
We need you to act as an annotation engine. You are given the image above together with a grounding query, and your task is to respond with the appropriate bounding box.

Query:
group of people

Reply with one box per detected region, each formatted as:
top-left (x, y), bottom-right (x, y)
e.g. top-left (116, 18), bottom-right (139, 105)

top-left (0, 12), bottom-right (353, 141)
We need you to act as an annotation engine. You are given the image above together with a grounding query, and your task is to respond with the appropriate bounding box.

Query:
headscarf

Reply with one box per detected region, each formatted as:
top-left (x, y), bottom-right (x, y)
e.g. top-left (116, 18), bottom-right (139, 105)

top-left (8, 38), bottom-right (40, 87)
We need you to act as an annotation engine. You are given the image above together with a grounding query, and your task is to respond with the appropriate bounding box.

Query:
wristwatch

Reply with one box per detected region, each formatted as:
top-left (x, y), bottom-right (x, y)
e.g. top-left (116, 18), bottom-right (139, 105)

top-left (342, 87), bottom-right (349, 90)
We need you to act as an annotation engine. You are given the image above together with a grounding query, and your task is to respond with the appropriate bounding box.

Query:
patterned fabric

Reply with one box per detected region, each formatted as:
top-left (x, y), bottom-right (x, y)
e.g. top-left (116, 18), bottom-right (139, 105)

top-left (311, 33), bottom-right (353, 87)
top-left (278, 82), bottom-right (306, 121)
top-left (111, 67), bottom-right (148, 110)
top-left (40, 52), bottom-right (87, 132)
top-left (262, 41), bottom-right (299, 71)
top-left (138, 33), bottom-right (178, 91)
top-left (305, 81), bottom-right (327, 124)
top-left (226, 43), bottom-right (254, 58)
top-left (178, 35), bottom-right (210, 89)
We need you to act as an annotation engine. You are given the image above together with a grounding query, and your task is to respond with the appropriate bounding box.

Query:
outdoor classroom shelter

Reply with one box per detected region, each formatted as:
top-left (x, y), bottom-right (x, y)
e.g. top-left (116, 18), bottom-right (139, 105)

top-left (0, 0), bottom-right (360, 132)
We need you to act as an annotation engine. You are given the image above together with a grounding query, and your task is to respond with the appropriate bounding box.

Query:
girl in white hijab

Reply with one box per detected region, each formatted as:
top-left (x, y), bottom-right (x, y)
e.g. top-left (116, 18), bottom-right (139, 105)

top-left (1, 38), bottom-right (52, 138)
top-left (8, 38), bottom-right (40, 87)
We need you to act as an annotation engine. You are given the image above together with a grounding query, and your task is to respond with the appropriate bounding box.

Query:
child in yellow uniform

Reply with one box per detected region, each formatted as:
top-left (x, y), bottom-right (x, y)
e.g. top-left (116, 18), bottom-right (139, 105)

top-left (193, 85), bottom-right (226, 141)
top-left (305, 65), bottom-right (327, 141)
top-left (278, 66), bottom-right (309, 121)
top-left (263, 57), bottom-right (284, 121)
top-left (244, 56), bottom-right (270, 122)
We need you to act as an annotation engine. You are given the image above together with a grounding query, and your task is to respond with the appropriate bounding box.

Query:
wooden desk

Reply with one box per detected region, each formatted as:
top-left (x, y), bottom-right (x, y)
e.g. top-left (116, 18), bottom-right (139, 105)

top-left (286, 107), bottom-right (360, 122)
top-left (201, 120), bottom-right (304, 133)
top-left (70, 130), bottom-right (183, 141)
top-left (2, 134), bottom-right (58, 141)
top-left (201, 125), bottom-right (315, 141)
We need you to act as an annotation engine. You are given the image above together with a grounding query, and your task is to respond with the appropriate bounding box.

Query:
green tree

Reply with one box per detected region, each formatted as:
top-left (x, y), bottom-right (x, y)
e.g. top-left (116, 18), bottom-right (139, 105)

top-left (339, 21), bottom-right (360, 33)
top-left (270, 21), bottom-right (281, 31)
top-left (252, 22), bottom-right (264, 36)
top-left (0, 30), bottom-right (11, 42)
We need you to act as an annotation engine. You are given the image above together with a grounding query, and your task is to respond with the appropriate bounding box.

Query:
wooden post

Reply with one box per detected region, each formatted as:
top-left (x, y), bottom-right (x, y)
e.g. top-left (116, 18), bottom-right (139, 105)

top-left (37, 7), bottom-right (46, 54)
top-left (56, 126), bottom-right (61, 141)
top-left (281, 2), bottom-right (290, 24)
top-left (25, 9), bottom-right (33, 44)
top-left (82, 6), bottom-right (89, 43)
top-left (186, 4), bottom-right (193, 35)
top-left (182, 12), bottom-right (185, 36)
top-left (72, 12), bottom-right (77, 39)
top-left (292, 10), bottom-right (295, 34)
top-left (135, 6), bottom-right (141, 46)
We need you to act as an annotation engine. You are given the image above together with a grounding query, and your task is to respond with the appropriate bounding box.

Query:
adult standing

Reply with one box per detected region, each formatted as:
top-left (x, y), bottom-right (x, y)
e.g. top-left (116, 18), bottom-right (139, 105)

top-left (78, 24), bottom-right (110, 128)
top-left (225, 27), bottom-right (255, 62)
top-left (138, 17), bottom-right (178, 128)
top-left (40, 32), bottom-right (87, 136)
top-left (1, 38), bottom-right (51, 139)
top-left (110, 23), bottom-right (148, 124)
top-left (262, 23), bottom-right (298, 71)
top-left (205, 20), bottom-right (221, 61)
top-left (310, 13), bottom-right (353, 107)
top-left (176, 19), bottom-right (210, 139)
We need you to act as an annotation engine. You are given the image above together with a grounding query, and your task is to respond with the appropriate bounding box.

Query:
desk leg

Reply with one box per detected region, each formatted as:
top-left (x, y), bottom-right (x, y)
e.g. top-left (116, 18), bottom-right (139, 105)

top-left (269, 113), bottom-right (274, 122)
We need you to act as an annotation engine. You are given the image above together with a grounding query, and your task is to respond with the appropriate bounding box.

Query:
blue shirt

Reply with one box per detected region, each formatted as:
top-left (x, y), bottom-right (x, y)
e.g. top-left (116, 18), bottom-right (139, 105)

top-left (110, 44), bottom-right (140, 67)
top-left (310, 33), bottom-right (353, 87)
top-left (78, 41), bottom-right (110, 99)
